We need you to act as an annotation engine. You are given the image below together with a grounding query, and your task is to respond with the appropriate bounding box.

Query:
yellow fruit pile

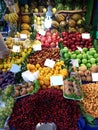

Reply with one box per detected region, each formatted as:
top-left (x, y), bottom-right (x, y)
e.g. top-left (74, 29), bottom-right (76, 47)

top-left (4, 13), bottom-right (18, 23)
top-left (27, 60), bottom-right (68, 89)
top-left (0, 47), bottom-right (32, 72)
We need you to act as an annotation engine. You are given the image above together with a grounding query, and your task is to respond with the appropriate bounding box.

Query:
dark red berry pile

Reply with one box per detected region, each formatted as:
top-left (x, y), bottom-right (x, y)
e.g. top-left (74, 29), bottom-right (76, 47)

top-left (8, 88), bottom-right (80, 130)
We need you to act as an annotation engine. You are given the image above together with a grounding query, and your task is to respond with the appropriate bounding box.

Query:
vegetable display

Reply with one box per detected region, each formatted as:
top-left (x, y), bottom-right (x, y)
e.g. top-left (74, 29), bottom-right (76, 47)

top-left (8, 88), bottom-right (80, 130)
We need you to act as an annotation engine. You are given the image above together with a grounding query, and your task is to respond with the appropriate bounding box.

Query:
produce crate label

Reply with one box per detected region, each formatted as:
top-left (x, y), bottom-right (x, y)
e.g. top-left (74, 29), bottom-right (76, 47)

top-left (20, 34), bottom-right (27, 39)
top-left (44, 59), bottom-right (55, 68)
top-left (33, 44), bottom-right (42, 51)
top-left (10, 64), bottom-right (21, 74)
top-left (22, 70), bottom-right (39, 82)
top-left (76, 46), bottom-right (83, 52)
top-left (71, 59), bottom-right (79, 67)
top-left (92, 73), bottom-right (98, 81)
top-left (12, 45), bottom-right (20, 52)
top-left (82, 33), bottom-right (90, 39)
top-left (50, 75), bottom-right (63, 86)
top-left (38, 30), bottom-right (46, 36)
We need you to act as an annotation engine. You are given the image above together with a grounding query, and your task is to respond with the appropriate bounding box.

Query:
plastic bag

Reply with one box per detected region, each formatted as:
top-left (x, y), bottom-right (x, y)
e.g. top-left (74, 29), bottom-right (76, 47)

top-left (0, 33), bottom-right (10, 59)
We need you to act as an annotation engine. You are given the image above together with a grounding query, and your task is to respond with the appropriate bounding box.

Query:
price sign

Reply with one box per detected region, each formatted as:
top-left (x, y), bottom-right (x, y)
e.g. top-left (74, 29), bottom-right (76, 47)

top-left (38, 30), bottom-right (46, 36)
top-left (82, 33), bottom-right (90, 39)
top-left (22, 70), bottom-right (39, 82)
top-left (20, 34), bottom-right (27, 39)
top-left (12, 45), bottom-right (20, 52)
top-left (33, 44), bottom-right (42, 51)
top-left (71, 59), bottom-right (79, 67)
top-left (50, 75), bottom-right (63, 86)
top-left (44, 59), bottom-right (55, 68)
top-left (10, 64), bottom-right (21, 74)
top-left (77, 46), bottom-right (83, 52)
top-left (92, 73), bottom-right (98, 81)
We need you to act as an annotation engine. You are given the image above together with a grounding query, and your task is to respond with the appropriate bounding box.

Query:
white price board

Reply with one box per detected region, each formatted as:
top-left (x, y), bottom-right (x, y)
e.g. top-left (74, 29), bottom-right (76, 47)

top-left (71, 59), bottom-right (79, 67)
top-left (12, 45), bottom-right (20, 52)
top-left (22, 70), bottom-right (39, 82)
top-left (20, 34), bottom-right (27, 39)
top-left (82, 33), bottom-right (90, 39)
top-left (44, 59), bottom-right (55, 68)
top-left (50, 75), bottom-right (64, 86)
top-left (33, 44), bottom-right (42, 51)
top-left (10, 64), bottom-right (21, 74)
top-left (92, 73), bottom-right (98, 81)
top-left (77, 46), bottom-right (83, 52)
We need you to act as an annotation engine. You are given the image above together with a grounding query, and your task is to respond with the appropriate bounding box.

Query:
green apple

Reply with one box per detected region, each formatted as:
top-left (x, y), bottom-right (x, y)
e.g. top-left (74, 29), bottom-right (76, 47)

top-left (77, 58), bottom-right (81, 64)
top-left (86, 63), bottom-right (92, 68)
top-left (90, 58), bottom-right (96, 64)
top-left (71, 53), bottom-right (77, 59)
top-left (80, 64), bottom-right (86, 66)
top-left (87, 55), bottom-right (93, 60)
top-left (89, 50), bottom-right (96, 55)
top-left (90, 47), bottom-right (96, 51)
top-left (82, 53), bottom-right (87, 59)
top-left (94, 53), bottom-right (98, 58)
top-left (64, 53), bottom-right (70, 59)
top-left (82, 47), bottom-right (88, 52)
top-left (74, 50), bottom-right (80, 55)
top-left (77, 54), bottom-right (83, 59)
top-left (96, 57), bottom-right (98, 63)
top-left (63, 47), bottom-right (69, 53)
top-left (82, 59), bottom-right (88, 64)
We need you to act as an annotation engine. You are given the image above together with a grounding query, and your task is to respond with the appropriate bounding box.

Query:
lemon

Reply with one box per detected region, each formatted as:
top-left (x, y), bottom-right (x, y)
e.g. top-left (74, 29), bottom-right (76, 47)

top-left (34, 8), bottom-right (38, 13)
top-left (52, 8), bottom-right (57, 13)
top-left (43, 8), bottom-right (47, 13)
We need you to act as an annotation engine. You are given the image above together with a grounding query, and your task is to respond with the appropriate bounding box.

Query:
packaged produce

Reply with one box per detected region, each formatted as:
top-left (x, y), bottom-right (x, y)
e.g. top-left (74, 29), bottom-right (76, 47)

top-left (63, 72), bottom-right (83, 100)
top-left (14, 80), bottom-right (40, 99)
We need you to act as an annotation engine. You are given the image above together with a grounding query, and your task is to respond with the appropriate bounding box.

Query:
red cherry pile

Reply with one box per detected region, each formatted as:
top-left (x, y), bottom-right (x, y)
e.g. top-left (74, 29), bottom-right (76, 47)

top-left (8, 88), bottom-right (80, 130)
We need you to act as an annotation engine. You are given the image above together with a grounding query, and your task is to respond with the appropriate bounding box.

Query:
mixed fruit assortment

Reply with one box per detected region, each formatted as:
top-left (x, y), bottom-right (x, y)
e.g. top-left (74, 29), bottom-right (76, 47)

top-left (1, 0), bottom-right (98, 129)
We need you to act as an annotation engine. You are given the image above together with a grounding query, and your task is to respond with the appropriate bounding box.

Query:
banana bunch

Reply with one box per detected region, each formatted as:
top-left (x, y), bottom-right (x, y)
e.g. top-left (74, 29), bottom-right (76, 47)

top-left (4, 13), bottom-right (19, 23)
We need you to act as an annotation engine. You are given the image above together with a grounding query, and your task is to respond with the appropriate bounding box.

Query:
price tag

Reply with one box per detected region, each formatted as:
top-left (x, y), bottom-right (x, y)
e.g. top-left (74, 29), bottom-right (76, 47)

top-left (44, 59), bottom-right (55, 68)
top-left (82, 33), bottom-right (90, 39)
top-left (77, 46), bottom-right (83, 52)
top-left (71, 59), bottom-right (79, 67)
top-left (38, 30), bottom-right (46, 36)
top-left (20, 34), bottom-right (27, 39)
top-left (10, 64), bottom-right (21, 74)
top-left (0, 101), bottom-right (5, 108)
top-left (33, 44), bottom-right (42, 51)
top-left (22, 70), bottom-right (39, 82)
top-left (13, 38), bottom-right (19, 42)
top-left (12, 45), bottom-right (20, 52)
top-left (92, 73), bottom-right (98, 81)
top-left (50, 75), bottom-right (63, 86)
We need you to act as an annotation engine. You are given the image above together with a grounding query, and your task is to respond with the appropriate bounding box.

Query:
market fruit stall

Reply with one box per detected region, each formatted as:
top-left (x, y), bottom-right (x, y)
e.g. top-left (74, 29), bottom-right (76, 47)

top-left (0, 0), bottom-right (98, 130)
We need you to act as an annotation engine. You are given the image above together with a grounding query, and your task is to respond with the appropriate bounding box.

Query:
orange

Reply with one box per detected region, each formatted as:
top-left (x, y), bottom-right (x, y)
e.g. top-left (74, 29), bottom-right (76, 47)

top-left (39, 80), bottom-right (44, 86)
top-left (36, 63), bottom-right (40, 69)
